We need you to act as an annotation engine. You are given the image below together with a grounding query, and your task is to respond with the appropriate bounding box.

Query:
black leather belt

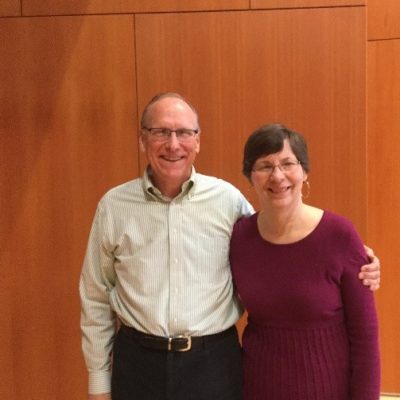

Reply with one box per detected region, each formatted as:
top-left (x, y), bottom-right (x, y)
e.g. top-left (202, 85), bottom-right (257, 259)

top-left (120, 324), bottom-right (234, 352)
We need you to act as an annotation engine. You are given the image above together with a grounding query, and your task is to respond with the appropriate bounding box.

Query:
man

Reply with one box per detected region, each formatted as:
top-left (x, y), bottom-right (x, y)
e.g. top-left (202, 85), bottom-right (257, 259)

top-left (80, 93), bottom-right (380, 400)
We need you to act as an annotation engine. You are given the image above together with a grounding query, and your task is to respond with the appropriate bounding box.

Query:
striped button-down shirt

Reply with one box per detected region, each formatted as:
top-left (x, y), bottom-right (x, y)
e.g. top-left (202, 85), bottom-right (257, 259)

top-left (80, 168), bottom-right (254, 394)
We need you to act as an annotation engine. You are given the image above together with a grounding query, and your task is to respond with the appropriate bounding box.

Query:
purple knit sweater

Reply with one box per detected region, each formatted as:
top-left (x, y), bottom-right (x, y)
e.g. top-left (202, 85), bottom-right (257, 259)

top-left (230, 211), bottom-right (380, 400)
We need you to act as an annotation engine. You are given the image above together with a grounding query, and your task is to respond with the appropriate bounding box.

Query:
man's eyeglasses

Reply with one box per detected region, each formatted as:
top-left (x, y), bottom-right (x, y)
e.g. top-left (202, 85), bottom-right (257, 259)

top-left (252, 160), bottom-right (301, 175)
top-left (143, 127), bottom-right (199, 141)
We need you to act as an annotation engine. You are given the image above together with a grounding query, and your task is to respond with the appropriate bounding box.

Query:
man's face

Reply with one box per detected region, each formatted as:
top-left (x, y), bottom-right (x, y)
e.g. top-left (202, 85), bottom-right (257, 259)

top-left (140, 97), bottom-right (200, 190)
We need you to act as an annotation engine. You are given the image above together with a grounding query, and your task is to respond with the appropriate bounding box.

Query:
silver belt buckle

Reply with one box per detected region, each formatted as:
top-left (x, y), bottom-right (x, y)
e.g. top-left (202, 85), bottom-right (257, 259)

top-left (168, 335), bottom-right (192, 352)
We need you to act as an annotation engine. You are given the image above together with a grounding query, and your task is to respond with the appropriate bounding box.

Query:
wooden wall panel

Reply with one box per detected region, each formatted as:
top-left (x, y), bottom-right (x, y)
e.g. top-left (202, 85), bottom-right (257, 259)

top-left (136, 7), bottom-right (366, 232)
top-left (0, 0), bottom-right (20, 16)
top-left (0, 15), bottom-right (138, 400)
top-left (251, 0), bottom-right (364, 9)
top-left (22, 0), bottom-right (248, 16)
top-left (368, 0), bottom-right (400, 40)
top-left (368, 39), bottom-right (400, 393)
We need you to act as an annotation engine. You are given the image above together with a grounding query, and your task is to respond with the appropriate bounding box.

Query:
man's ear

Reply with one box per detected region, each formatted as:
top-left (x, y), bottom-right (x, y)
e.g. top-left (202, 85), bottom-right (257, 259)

top-left (139, 133), bottom-right (146, 152)
top-left (195, 133), bottom-right (200, 154)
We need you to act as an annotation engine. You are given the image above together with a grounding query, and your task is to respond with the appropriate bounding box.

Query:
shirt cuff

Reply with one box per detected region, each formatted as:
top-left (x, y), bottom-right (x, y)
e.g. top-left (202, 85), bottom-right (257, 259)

top-left (88, 370), bottom-right (112, 395)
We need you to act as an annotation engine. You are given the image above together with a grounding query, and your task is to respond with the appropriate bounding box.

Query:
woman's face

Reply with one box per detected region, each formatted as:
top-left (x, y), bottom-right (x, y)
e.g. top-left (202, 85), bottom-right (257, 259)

top-left (250, 139), bottom-right (307, 210)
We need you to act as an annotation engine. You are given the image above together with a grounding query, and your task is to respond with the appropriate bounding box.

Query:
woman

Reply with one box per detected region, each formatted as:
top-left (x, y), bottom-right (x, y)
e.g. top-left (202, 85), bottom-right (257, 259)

top-left (230, 124), bottom-right (380, 400)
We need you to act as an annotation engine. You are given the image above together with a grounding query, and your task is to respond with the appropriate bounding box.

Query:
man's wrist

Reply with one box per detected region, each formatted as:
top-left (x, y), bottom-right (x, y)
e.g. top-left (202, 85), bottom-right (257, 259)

top-left (88, 370), bottom-right (112, 395)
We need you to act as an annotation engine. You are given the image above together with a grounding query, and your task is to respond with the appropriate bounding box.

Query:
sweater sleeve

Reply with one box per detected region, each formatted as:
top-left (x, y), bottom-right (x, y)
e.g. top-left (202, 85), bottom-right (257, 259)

top-left (340, 223), bottom-right (380, 400)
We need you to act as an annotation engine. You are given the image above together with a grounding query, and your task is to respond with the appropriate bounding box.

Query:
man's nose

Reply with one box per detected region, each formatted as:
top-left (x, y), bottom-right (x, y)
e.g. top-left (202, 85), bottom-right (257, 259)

top-left (165, 132), bottom-right (180, 147)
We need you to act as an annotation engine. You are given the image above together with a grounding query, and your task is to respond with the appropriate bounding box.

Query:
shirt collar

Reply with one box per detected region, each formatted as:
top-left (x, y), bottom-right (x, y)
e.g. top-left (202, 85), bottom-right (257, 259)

top-left (142, 166), bottom-right (196, 201)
